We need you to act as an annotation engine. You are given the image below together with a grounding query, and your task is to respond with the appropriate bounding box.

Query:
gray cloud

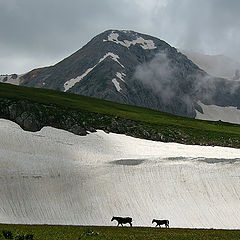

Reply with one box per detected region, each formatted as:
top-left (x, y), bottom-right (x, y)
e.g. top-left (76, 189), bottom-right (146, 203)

top-left (134, 51), bottom-right (178, 102)
top-left (152, 0), bottom-right (240, 59)
top-left (134, 49), bottom-right (240, 108)
top-left (0, 0), bottom-right (240, 74)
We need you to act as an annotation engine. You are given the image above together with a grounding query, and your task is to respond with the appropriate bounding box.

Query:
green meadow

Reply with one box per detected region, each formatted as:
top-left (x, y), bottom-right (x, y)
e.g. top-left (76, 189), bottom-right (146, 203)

top-left (0, 224), bottom-right (240, 240)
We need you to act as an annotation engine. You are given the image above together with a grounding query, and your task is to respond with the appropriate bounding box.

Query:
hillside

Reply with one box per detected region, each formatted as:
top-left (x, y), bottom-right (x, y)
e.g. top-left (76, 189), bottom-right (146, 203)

top-left (1, 82), bottom-right (240, 148)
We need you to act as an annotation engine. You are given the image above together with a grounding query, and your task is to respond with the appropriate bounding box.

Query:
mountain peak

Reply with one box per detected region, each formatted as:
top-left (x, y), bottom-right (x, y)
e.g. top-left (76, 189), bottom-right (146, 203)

top-left (101, 29), bottom-right (157, 50)
top-left (14, 29), bottom-right (240, 121)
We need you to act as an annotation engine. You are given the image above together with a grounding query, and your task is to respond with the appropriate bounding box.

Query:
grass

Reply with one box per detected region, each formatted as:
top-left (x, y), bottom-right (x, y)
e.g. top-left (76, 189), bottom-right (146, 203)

top-left (0, 224), bottom-right (239, 240)
top-left (1, 82), bottom-right (240, 147)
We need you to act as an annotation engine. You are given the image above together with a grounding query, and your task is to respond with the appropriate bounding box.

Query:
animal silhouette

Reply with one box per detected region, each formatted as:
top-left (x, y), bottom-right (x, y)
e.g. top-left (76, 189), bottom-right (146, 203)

top-left (111, 216), bottom-right (132, 227)
top-left (152, 219), bottom-right (169, 228)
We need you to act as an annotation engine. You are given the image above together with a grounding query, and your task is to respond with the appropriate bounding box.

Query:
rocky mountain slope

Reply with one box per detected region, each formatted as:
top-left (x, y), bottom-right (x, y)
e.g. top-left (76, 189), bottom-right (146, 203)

top-left (2, 30), bottom-right (240, 120)
top-left (19, 30), bottom-right (203, 117)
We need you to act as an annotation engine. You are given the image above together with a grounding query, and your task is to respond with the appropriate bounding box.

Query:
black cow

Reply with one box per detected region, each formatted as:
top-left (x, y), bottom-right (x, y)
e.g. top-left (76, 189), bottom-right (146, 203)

top-left (111, 216), bottom-right (132, 227)
top-left (152, 219), bottom-right (169, 228)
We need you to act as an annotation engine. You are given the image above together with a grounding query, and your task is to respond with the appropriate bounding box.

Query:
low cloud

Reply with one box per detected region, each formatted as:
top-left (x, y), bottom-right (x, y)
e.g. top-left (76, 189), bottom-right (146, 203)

top-left (134, 50), bottom-right (240, 108)
top-left (134, 51), bottom-right (178, 102)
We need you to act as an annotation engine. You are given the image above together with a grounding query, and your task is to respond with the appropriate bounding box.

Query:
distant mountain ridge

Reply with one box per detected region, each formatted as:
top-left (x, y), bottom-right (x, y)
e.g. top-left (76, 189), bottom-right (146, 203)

top-left (181, 50), bottom-right (240, 79)
top-left (2, 29), bottom-right (240, 121)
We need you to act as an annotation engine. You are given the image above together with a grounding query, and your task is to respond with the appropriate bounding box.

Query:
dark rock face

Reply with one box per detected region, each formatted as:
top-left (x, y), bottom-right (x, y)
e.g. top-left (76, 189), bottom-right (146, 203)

top-left (18, 29), bottom-right (240, 118)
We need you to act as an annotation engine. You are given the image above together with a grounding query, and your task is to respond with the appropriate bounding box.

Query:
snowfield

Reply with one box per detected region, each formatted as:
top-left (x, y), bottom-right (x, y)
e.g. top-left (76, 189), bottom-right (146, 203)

top-left (0, 74), bottom-right (21, 85)
top-left (196, 101), bottom-right (240, 124)
top-left (0, 118), bottom-right (240, 229)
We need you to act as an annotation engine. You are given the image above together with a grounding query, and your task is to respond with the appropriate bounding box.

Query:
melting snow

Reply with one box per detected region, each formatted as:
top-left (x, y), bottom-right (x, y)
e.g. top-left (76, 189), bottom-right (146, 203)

top-left (0, 74), bottom-right (22, 85)
top-left (195, 101), bottom-right (240, 124)
top-left (103, 31), bottom-right (157, 50)
top-left (1, 118), bottom-right (240, 228)
top-left (64, 52), bottom-right (124, 92)
top-left (116, 72), bottom-right (126, 82)
top-left (64, 68), bottom-right (94, 92)
top-left (112, 78), bottom-right (122, 92)
top-left (99, 52), bottom-right (125, 68)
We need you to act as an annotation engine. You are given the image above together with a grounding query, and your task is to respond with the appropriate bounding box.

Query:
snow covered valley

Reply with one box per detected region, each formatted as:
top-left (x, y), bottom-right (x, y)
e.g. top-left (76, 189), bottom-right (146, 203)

top-left (0, 118), bottom-right (240, 229)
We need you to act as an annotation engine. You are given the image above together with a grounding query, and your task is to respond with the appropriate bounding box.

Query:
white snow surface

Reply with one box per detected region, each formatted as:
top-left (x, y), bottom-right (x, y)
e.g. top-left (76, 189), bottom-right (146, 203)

top-left (0, 74), bottom-right (21, 85)
top-left (101, 52), bottom-right (125, 68)
top-left (1, 118), bottom-right (240, 229)
top-left (116, 72), bottom-right (126, 82)
top-left (64, 52), bottom-right (124, 92)
top-left (195, 101), bottom-right (240, 124)
top-left (64, 68), bottom-right (94, 92)
top-left (112, 78), bottom-right (122, 92)
top-left (103, 31), bottom-right (157, 50)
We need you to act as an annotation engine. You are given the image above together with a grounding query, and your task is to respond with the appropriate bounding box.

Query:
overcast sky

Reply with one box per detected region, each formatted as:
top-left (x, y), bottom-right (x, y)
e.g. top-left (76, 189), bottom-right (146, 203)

top-left (1, 0), bottom-right (240, 74)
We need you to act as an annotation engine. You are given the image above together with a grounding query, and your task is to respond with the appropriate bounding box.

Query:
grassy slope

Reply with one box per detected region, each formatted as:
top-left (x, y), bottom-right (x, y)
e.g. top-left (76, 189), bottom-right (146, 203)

top-left (1, 82), bottom-right (240, 146)
top-left (0, 224), bottom-right (239, 240)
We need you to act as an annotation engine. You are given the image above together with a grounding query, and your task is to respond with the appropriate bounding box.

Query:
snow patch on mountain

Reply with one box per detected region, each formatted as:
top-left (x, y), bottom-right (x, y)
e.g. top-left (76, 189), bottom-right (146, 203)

top-left (112, 78), bottom-right (122, 92)
top-left (64, 52), bottom-right (124, 92)
top-left (100, 52), bottom-right (125, 68)
top-left (0, 74), bottom-right (21, 85)
top-left (195, 101), bottom-right (240, 124)
top-left (103, 31), bottom-right (157, 50)
top-left (116, 72), bottom-right (126, 82)
top-left (1, 118), bottom-right (240, 228)
top-left (64, 68), bottom-right (94, 92)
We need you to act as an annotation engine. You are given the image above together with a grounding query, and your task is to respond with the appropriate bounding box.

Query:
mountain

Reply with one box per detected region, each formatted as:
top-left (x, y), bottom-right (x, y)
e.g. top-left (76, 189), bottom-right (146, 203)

top-left (2, 30), bottom-right (240, 121)
top-left (19, 30), bottom-right (204, 118)
top-left (181, 50), bottom-right (240, 79)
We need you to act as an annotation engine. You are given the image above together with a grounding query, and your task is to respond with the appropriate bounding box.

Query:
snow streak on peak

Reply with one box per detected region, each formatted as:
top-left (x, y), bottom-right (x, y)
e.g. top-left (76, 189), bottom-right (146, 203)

top-left (64, 52), bottom-right (124, 92)
top-left (103, 31), bottom-right (157, 50)
top-left (112, 72), bottom-right (126, 92)
top-left (99, 52), bottom-right (125, 68)
top-left (112, 78), bottom-right (122, 92)
top-left (64, 68), bottom-right (93, 92)
top-left (116, 72), bottom-right (126, 82)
